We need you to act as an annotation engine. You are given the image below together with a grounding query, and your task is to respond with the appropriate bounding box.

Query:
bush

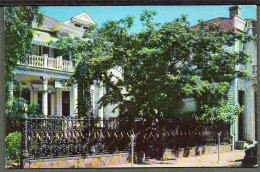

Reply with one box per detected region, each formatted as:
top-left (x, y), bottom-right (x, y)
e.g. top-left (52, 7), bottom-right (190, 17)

top-left (27, 103), bottom-right (42, 115)
top-left (5, 97), bottom-right (27, 127)
top-left (199, 100), bottom-right (244, 125)
top-left (5, 131), bottom-right (21, 165)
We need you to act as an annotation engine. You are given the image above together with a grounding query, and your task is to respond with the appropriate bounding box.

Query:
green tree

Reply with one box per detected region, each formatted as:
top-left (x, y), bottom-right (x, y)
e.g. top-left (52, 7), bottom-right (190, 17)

top-left (59, 10), bottom-right (253, 119)
top-left (58, 10), bottom-right (254, 153)
top-left (5, 7), bottom-right (43, 129)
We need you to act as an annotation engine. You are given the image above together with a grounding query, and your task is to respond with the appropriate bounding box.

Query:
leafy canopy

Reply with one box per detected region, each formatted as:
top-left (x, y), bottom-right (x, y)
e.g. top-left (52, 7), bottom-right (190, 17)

top-left (5, 7), bottom-right (43, 127)
top-left (58, 10), bottom-right (253, 122)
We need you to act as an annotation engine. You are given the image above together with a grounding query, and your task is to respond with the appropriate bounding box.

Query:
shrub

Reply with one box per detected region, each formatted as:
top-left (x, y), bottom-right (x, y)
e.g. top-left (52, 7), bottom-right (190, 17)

top-left (6, 97), bottom-right (27, 127)
top-left (27, 103), bottom-right (42, 115)
top-left (199, 100), bottom-right (244, 125)
top-left (5, 131), bottom-right (21, 164)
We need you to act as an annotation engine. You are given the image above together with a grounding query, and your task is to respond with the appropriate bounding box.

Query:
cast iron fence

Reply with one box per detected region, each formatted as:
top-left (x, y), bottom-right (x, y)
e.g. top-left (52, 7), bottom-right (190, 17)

top-left (21, 114), bottom-right (231, 160)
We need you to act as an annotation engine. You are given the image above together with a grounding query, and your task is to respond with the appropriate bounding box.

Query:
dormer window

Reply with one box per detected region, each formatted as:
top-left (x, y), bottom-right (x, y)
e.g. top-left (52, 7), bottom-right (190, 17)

top-left (75, 23), bottom-right (81, 28)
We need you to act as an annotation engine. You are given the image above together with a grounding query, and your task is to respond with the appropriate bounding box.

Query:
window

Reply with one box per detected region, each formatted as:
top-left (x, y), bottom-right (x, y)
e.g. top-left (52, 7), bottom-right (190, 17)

top-left (54, 48), bottom-right (59, 58)
top-left (43, 46), bottom-right (49, 55)
top-left (31, 45), bottom-right (39, 56)
top-left (31, 45), bottom-right (50, 56)
top-left (75, 23), bottom-right (81, 28)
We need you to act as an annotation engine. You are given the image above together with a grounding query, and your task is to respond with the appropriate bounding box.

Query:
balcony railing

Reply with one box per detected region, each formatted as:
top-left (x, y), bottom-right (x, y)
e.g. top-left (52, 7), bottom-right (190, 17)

top-left (18, 55), bottom-right (74, 72)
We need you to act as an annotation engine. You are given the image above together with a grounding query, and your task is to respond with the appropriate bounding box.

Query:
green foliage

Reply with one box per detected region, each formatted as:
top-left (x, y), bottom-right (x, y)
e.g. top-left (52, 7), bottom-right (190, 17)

top-left (59, 10), bottom-right (253, 119)
top-left (199, 100), bottom-right (244, 124)
top-left (27, 103), bottom-right (42, 115)
top-left (6, 97), bottom-right (27, 127)
top-left (5, 7), bottom-right (43, 89)
top-left (5, 7), bottom-right (43, 129)
top-left (5, 131), bottom-right (21, 164)
top-left (58, 10), bottom-right (253, 152)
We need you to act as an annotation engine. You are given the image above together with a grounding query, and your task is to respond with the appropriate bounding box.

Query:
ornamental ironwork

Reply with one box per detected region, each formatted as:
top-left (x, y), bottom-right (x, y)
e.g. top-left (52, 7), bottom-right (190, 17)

top-left (21, 114), bottom-right (231, 160)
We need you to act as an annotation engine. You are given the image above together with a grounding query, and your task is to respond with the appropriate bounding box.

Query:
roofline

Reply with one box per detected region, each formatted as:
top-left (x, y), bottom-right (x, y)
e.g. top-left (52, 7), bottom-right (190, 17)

top-left (65, 11), bottom-right (96, 24)
top-left (84, 10), bottom-right (96, 24)
top-left (43, 14), bottom-right (60, 23)
top-left (191, 17), bottom-right (231, 28)
top-left (234, 15), bottom-right (247, 22)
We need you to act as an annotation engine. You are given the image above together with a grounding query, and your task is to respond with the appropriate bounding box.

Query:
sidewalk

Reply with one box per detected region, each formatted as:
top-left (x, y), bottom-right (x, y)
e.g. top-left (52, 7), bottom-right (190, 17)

top-left (103, 150), bottom-right (245, 167)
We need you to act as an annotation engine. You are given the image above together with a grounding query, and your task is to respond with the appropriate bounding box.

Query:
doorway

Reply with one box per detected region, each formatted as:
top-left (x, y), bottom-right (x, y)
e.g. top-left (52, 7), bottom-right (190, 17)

top-left (238, 90), bottom-right (245, 140)
top-left (38, 92), bottom-right (42, 112)
top-left (22, 88), bottom-right (30, 104)
top-left (62, 91), bottom-right (70, 116)
top-left (48, 93), bottom-right (51, 115)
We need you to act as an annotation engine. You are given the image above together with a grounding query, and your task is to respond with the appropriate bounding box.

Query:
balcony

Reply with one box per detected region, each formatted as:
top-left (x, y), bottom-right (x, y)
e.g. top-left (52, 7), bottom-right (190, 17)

top-left (18, 55), bottom-right (74, 72)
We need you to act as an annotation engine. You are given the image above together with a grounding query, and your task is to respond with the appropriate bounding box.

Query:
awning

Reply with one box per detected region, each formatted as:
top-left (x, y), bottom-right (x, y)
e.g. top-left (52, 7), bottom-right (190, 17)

top-left (32, 30), bottom-right (59, 48)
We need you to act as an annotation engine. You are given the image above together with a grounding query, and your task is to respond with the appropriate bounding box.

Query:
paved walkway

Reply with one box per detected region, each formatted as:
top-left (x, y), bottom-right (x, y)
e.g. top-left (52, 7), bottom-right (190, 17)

top-left (103, 150), bottom-right (245, 167)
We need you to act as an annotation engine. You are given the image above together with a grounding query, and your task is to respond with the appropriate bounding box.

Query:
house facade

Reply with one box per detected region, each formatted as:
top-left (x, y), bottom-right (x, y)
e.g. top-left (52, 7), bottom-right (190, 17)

top-left (192, 6), bottom-right (257, 144)
top-left (14, 12), bottom-right (99, 118)
top-left (225, 6), bottom-right (257, 144)
top-left (13, 6), bottom-right (256, 145)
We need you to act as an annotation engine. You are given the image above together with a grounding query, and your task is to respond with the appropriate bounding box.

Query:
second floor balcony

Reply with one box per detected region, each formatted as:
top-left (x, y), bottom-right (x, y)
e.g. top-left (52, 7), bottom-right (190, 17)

top-left (18, 55), bottom-right (74, 72)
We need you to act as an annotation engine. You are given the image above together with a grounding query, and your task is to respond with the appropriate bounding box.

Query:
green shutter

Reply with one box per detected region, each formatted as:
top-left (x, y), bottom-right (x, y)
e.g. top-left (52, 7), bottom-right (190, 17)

top-left (238, 40), bottom-right (243, 51)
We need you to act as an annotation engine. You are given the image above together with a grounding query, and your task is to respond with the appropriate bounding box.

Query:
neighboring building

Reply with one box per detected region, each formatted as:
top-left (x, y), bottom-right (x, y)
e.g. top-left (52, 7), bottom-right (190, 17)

top-left (228, 6), bottom-right (257, 144)
top-left (192, 6), bottom-right (257, 144)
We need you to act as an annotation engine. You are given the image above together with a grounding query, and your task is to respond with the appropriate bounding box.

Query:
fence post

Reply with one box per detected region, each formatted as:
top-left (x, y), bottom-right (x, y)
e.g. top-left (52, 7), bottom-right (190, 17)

top-left (217, 133), bottom-right (221, 163)
top-left (130, 134), bottom-right (135, 167)
top-left (21, 113), bottom-right (29, 168)
top-left (231, 134), bottom-right (235, 151)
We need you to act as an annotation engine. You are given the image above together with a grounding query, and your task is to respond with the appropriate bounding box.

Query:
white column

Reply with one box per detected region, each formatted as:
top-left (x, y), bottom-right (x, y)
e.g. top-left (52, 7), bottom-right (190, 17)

top-left (51, 90), bottom-right (56, 116)
top-left (90, 85), bottom-right (95, 113)
top-left (56, 89), bottom-right (62, 116)
top-left (93, 83), bottom-right (104, 119)
top-left (29, 88), bottom-right (34, 104)
top-left (244, 83), bottom-right (256, 141)
top-left (98, 84), bottom-right (104, 120)
top-left (94, 84), bottom-right (99, 116)
top-left (42, 76), bottom-right (49, 116)
top-left (70, 84), bottom-right (78, 117)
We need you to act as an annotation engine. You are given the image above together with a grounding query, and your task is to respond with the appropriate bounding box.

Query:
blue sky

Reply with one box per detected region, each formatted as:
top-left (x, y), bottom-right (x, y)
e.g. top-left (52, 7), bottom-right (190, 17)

top-left (40, 5), bottom-right (256, 33)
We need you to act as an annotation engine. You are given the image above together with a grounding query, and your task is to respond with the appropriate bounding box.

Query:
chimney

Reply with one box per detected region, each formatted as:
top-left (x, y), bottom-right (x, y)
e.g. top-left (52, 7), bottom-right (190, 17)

top-left (229, 5), bottom-right (241, 18)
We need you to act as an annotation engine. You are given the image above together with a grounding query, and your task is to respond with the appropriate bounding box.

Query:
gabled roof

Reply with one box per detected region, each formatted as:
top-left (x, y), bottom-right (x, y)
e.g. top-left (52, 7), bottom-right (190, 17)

top-left (65, 11), bottom-right (96, 25)
top-left (191, 17), bottom-right (234, 31)
top-left (42, 15), bottom-right (60, 27)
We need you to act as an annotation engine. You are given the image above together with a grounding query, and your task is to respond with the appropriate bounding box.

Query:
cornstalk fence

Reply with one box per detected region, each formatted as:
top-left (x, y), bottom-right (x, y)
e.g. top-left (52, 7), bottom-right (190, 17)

top-left (21, 114), bottom-right (231, 161)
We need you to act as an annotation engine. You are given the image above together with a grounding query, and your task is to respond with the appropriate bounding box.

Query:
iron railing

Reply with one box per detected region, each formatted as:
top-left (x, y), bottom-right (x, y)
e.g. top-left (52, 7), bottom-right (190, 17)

top-left (21, 114), bottom-right (231, 160)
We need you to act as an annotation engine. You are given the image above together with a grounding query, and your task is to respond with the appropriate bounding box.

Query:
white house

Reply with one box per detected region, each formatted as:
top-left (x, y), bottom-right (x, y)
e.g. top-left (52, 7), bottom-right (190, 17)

top-left (14, 12), bottom-right (93, 117)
